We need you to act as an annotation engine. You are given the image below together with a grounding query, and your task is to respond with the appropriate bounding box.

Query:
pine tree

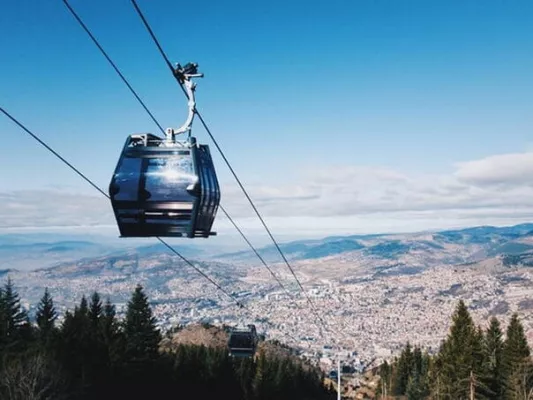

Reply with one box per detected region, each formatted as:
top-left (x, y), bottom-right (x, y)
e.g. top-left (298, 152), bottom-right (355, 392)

top-left (484, 316), bottom-right (505, 399)
top-left (438, 300), bottom-right (479, 398)
top-left (0, 278), bottom-right (31, 348)
top-left (58, 295), bottom-right (93, 391)
top-left (88, 291), bottom-right (103, 331)
top-left (0, 285), bottom-right (5, 346)
top-left (378, 360), bottom-right (392, 398)
top-left (418, 351), bottom-right (431, 398)
top-left (413, 345), bottom-right (423, 377)
top-left (473, 326), bottom-right (486, 371)
top-left (100, 297), bottom-right (126, 383)
top-left (36, 287), bottom-right (57, 342)
top-left (84, 291), bottom-right (110, 389)
top-left (503, 313), bottom-right (532, 399)
top-left (469, 325), bottom-right (495, 398)
top-left (429, 353), bottom-right (447, 400)
top-left (102, 297), bottom-right (116, 334)
top-left (123, 285), bottom-right (161, 364)
top-left (406, 374), bottom-right (423, 400)
top-left (3, 278), bottom-right (28, 333)
top-left (72, 295), bottom-right (91, 349)
top-left (393, 342), bottom-right (413, 395)
top-left (78, 295), bottom-right (88, 316)
top-left (101, 297), bottom-right (121, 354)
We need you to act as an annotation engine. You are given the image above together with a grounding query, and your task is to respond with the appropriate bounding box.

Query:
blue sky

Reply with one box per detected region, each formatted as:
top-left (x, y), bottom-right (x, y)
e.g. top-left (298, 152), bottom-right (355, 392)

top-left (1, 0), bottom-right (533, 242)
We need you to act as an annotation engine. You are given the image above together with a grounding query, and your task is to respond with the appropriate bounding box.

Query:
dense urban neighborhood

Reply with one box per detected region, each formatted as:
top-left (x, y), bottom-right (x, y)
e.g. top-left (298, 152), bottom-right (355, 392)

top-left (4, 224), bottom-right (533, 375)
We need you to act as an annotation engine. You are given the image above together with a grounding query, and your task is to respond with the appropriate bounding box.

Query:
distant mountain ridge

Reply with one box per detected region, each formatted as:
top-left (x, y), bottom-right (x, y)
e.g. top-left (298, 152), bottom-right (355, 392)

top-left (0, 239), bottom-right (118, 272)
top-left (3, 221), bottom-right (533, 362)
top-left (0, 233), bottom-right (223, 271)
top-left (0, 240), bottom-right (101, 251)
top-left (215, 223), bottom-right (533, 265)
top-left (2, 222), bottom-right (533, 273)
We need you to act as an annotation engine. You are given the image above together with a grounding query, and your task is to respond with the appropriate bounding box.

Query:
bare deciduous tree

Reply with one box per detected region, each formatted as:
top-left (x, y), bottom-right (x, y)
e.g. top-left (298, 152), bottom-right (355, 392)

top-left (507, 362), bottom-right (533, 400)
top-left (0, 353), bottom-right (65, 400)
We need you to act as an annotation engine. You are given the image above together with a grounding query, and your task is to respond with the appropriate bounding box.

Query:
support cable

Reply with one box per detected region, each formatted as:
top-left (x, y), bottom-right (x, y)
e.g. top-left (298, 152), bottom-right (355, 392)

top-left (1, 106), bottom-right (236, 307)
top-left (62, 0), bottom-right (166, 136)
top-left (61, 0), bottom-right (320, 337)
top-left (1, 105), bottom-right (303, 345)
top-left (130, 0), bottom-right (330, 335)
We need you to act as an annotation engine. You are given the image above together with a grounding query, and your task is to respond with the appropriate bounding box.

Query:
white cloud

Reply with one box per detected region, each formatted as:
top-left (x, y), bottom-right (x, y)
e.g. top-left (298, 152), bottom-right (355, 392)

top-left (0, 190), bottom-right (113, 228)
top-left (221, 152), bottom-right (533, 220)
top-left (454, 151), bottom-right (533, 187)
top-left (1, 151), bottom-right (532, 236)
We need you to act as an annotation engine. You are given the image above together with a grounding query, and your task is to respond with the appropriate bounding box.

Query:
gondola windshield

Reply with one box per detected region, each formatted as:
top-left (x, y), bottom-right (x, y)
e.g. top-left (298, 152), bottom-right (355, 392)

top-left (228, 325), bottom-right (258, 357)
top-left (144, 156), bottom-right (197, 201)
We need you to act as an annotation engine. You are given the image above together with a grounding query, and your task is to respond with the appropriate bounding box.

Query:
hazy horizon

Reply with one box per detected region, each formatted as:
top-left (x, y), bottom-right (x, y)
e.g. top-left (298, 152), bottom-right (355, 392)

top-left (2, 1), bottom-right (532, 241)
top-left (1, 219), bottom-right (531, 249)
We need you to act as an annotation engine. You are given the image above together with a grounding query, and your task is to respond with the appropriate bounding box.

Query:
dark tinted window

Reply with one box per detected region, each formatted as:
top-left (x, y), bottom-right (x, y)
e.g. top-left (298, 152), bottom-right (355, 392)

top-left (229, 333), bottom-right (254, 348)
top-left (144, 156), bottom-right (196, 202)
top-left (113, 157), bottom-right (142, 201)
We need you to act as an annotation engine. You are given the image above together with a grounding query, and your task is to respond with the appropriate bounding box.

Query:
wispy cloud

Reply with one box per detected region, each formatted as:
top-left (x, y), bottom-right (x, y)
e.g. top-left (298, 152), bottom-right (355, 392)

top-left (1, 151), bottom-right (532, 235)
top-left (0, 190), bottom-right (113, 228)
top-left (454, 152), bottom-right (533, 187)
top-left (222, 151), bottom-right (533, 219)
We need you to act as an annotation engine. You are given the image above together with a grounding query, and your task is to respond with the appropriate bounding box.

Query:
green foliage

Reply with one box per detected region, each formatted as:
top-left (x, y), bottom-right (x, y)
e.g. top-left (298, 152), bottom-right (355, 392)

top-left (406, 373), bottom-right (423, 400)
top-left (36, 288), bottom-right (56, 328)
top-left (88, 291), bottom-right (102, 330)
top-left (436, 300), bottom-right (489, 398)
top-left (503, 313), bottom-right (532, 399)
top-left (0, 278), bottom-right (334, 400)
top-left (123, 284), bottom-right (161, 364)
top-left (485, 316), bottom-right (505, 398)
top-left (392, 341), bottom-right (413, 395)
top-left (0, 278), bottom-right (32, 351)
top-left (381, 300), bottom-right (533, 400)
top-left (377, 360), bottom-right (392, 397)
top-left (36, 287), bottom-right (58, 344)
top-left (389, 342), bottom-right (430, 398)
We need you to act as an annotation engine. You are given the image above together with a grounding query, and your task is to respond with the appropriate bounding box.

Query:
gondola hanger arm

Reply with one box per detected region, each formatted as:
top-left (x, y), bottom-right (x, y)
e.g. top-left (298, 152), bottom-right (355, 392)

top-left (165, 62), bottom-right (203, 144)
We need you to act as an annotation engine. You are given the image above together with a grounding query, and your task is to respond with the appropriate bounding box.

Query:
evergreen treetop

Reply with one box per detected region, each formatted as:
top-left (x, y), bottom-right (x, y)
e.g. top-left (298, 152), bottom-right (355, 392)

top-left (88, 291), bottom-right (103, 329)
top-left (0, 278), bottom-right (29, 344)
top-left (124, 285), bottom-right (161, 362)
top-left (484, 316), bottom-right (505, 399)
top-left (36, 287), bottom-right (57, 340)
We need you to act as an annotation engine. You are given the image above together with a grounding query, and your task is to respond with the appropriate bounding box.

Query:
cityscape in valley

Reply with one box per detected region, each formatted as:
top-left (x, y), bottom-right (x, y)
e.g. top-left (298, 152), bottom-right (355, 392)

top-left (3, 1), bottom-right (532, 399)
top-left (3, 222), bottom-right (533, 372)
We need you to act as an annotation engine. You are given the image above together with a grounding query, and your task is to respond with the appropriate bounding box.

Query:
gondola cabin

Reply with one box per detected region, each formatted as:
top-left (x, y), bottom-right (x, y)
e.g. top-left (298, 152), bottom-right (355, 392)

top-left (228, 325), bottom-right (258, 358)
top-left (109, 133), bottom-right (220, 238)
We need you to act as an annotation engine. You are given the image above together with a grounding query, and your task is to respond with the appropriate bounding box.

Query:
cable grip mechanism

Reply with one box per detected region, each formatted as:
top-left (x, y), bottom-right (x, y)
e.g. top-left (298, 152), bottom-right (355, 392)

top-left (165, 62), bottom-right (204, 144)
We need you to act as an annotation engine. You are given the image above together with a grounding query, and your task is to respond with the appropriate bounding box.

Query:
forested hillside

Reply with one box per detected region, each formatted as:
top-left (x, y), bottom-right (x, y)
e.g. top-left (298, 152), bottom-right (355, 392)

top-left (372, 301), bottom-right (532, 399)
top-left (0, 278), bottom-right (335, 400)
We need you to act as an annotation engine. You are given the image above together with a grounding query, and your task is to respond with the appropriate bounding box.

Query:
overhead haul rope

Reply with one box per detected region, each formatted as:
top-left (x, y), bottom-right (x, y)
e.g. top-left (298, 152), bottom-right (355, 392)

top-left (0, 107), bottom-right (233, 304)
top-left (60, 0), bottom-right (328, 340)
top-left (129, 0), bottom-right (331, 337)
top-left (0, 106), bottom-right (303, 345)
top-left (130, 1), bottom-right (359, 354)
